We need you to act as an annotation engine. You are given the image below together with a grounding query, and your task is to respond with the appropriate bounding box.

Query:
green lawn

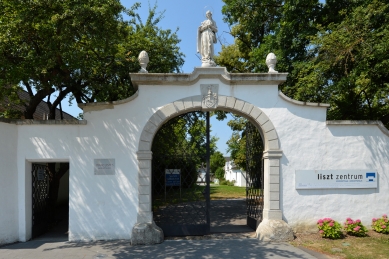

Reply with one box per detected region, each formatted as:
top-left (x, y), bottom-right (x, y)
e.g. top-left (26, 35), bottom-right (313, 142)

top-left (210, 184), bottom-right (246, 199)
top-left (290, 231), bottom-right (389, 259)
top-left (152, 184), bottom-right (247, 209)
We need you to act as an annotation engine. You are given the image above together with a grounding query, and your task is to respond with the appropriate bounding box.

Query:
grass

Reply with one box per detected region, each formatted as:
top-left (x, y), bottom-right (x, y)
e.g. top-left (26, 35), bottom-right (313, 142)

top-left (210, 184), bottom-right (246, 199)
top-left (152, 184), bottom-right (247, 209)
top-left (290, 230), bottom-right (389, 259)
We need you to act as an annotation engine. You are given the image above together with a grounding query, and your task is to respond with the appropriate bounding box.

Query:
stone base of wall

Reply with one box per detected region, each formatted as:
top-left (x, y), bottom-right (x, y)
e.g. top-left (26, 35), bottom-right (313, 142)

top-left (131, 222), bottom-right (164, 245)
top-left (256, 219), bottom-right (294, 241)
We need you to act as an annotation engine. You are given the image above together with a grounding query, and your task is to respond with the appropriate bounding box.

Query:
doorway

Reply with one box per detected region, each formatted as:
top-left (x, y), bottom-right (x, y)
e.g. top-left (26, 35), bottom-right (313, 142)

top-left (151, 111), bottom-right (264, 236)
top-left (31, 162), bottom-right (69, 241)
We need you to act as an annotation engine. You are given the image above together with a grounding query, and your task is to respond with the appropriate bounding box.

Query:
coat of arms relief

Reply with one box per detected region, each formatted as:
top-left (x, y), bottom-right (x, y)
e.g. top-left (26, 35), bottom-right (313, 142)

top-left (201, 84), bottom-right (218, 109)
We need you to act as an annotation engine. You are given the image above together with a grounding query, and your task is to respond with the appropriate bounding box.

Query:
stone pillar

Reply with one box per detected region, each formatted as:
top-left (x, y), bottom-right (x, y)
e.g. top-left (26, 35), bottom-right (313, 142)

top-left (131, 151), bottom-right (163, 245)
top-left (256, 150), bottom-right (293, 241)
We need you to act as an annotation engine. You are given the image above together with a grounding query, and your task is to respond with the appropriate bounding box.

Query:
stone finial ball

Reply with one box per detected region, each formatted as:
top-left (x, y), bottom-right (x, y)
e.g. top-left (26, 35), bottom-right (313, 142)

top-left (266, 53), bottom-right (278, 73)
top-left (138, 51), bottom-right (149, 63)
top-left (266, 53), bottom-right (277, 64)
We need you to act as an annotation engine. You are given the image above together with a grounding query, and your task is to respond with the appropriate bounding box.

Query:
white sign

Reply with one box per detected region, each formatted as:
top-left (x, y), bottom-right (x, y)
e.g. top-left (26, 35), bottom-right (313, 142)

top-left (296, 170), bottom-right (377, 189)
top-left (94, 159), bottom-right (115, 175)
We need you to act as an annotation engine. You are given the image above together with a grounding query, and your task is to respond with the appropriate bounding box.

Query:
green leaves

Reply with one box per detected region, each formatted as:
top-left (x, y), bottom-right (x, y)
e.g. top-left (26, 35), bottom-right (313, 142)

top-left (219, 0), bottom-right (389, 127)
top-left (0, 1), bottom-right (184, 118)
top-left (210, 151), bottom-right (226, 178)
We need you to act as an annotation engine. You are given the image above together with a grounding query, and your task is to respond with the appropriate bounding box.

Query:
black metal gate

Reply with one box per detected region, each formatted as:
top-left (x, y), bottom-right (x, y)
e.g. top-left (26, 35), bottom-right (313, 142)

top-left (152, 112), bottom-right (210, 236)
top-left (245, 123), bottom-right (264, 230)
top-left (32, 163), bottom-right (50, 238)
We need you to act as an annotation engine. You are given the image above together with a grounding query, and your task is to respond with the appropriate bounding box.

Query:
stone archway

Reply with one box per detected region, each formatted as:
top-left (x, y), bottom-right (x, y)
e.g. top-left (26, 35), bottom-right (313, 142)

top-left (132, 95), bottom-right (291, 244)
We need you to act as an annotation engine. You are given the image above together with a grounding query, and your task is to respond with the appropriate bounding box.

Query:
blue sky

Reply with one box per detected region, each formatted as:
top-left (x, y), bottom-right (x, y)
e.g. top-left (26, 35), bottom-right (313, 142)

top-left (62, 0), bottom-right (235, 156)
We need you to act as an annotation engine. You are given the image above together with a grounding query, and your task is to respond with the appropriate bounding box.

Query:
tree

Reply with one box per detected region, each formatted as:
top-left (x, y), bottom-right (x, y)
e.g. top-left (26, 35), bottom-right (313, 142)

top-left (0, 1), bottom-right (185, 223)
top-left (152, 112), bottom-right (219, 189)
top-left (210, 151), bottom-right (226, 179)
top-left (214, 167), bottom-right (226, 180)
top-left (0, 1), bottom-right (184, 119)
top-left (218, 0), bottom-right (389, 127)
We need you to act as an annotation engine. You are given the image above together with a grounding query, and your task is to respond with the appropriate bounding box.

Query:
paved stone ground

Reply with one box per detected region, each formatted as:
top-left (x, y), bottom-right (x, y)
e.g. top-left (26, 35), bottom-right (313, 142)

top-left (0, 239), bottom-right (326, 259)
top-left (0, 199), bottom-right (330, 258)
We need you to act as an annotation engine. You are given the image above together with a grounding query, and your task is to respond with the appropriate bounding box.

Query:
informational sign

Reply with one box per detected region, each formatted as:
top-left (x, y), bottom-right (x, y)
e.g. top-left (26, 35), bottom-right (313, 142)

top-left (37, 168), bottom-right (45, 181)
top-left (94, 159), bottom-right (115, 175)
top-left (165, 169), bottom-right (181, 186)
top-left (295, 170), bottom-right (378, 189)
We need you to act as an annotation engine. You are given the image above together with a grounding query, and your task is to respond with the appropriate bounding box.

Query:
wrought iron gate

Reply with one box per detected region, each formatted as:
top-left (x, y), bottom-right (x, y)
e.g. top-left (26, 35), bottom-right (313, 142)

top-left (152, 112), bottom-right (210, 236)
top-left (245, 123), bottom-right (264, 230)
top-left (32, 163), bottom-right (50, 238)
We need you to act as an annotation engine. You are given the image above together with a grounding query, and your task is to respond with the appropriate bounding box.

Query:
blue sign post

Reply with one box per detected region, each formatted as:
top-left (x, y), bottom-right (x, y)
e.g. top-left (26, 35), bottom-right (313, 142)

top-left (165, 169), bottom-right (181, 200)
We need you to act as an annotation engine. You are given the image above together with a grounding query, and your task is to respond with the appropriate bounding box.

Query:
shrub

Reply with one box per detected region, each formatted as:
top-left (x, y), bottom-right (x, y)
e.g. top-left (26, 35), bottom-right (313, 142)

top-left (372, 214), bottom-right (389, 234)
top-left (219, 179), bottom-right (235, 186)
top-left (344, 218), bottom-right (368, 237)
top-left (227, 180), bottom-right (236, 186)
top-left (219, 179), bottom-right (228, 185)
top-left (317, 218), bottom-right (343, 239)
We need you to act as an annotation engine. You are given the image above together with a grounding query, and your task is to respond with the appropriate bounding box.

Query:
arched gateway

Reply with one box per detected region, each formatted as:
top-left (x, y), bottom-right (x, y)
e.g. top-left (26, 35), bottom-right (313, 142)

top-left (131, 67), bottom-right (292, 244)
top-left (1, 67), bottom-right (389, 246)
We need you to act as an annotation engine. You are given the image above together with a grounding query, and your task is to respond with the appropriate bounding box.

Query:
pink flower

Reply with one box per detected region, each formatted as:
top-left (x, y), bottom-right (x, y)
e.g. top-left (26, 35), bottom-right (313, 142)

top-left (382, 225), bottom-right (387, 229)
top-left (348, 220), bottom-right (353, 224)
top-left (329, 222), bottom-right (334, 227)
top-left (356, 219), bottom-right (361, 223)
top-left (346, 217), bottom-right (352, 221)
top-left (372, 218), bottom-right (377, 222)
top-left (319, 230), bottom-right (324, 234)
top-left (383, 214), bottom-right (388, 218)
top-left (319, 223), bottom-right (323, 227)
top-left (317, 219), bottom-right (324, 224)
top-left (353, 226), bottom-right (360, 231)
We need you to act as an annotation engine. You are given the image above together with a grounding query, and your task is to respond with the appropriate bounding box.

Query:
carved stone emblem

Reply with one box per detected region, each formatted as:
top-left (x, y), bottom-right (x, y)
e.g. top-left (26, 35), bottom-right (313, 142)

top-left (201, 84), bottom-right (218, 109)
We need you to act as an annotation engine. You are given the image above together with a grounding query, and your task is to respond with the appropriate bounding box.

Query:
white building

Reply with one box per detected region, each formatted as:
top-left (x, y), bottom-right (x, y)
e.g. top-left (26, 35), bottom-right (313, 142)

top-left (224, 160), bottom-right (247, 187)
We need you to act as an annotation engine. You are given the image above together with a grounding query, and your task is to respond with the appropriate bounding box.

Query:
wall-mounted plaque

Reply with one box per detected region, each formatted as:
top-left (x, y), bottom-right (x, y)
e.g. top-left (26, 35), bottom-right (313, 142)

top-left (94, 159), bottom-right (115, 175)
top-left (295, 170), bottom-right (378, 189)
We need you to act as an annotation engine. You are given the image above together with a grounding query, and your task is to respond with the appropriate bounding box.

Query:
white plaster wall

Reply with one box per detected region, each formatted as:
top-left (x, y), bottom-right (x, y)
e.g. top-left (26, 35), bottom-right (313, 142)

top-left (0, 122), bottom-right (19, 245)
top-left (268, 99), bottom-right (389, 232)
top-left (15, 124), bottom-right (138, 241)
top-left (3, 71), bottom-right (389, 242)
top-left (80, 79), bottom-right (389, 234)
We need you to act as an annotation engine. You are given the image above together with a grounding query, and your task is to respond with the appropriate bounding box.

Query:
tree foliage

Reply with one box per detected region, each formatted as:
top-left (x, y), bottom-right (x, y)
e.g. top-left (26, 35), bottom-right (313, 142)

top-left (152, 112), bottom-right (218, 188)
top-left (218, 0), bottom-right (389, 126)
top-left (152, 112), bottom-right (218, 163)
top-left (225, 114), bottom-right (263, 171)
top-left (210, 151), bottom-right (226, 178)
top-left (0, 0), bottom-right (184, 119)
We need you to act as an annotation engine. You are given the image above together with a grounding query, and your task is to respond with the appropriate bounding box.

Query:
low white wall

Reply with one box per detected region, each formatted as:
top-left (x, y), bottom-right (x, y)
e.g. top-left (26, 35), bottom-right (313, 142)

top-left (0, 122), bottom-right (19, 245)
top-left (2, 69), bottom-right (389, 242)
top-left (271, 98), bottom-right (389, 232)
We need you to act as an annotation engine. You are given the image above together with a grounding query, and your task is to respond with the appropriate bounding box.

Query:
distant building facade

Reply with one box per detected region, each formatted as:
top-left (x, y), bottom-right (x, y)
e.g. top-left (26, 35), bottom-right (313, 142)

top-left (225, 159), bottom-right (247, 187)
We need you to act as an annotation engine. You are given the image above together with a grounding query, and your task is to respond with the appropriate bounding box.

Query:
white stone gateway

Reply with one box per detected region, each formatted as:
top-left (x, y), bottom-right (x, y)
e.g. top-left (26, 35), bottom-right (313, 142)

top-left (1, 64), bottom-right (389, 245)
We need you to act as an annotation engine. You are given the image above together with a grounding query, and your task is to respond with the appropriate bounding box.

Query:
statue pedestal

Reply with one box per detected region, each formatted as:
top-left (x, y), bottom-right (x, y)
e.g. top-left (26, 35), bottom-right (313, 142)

top-left (201, 61), bottom-right (216, 68)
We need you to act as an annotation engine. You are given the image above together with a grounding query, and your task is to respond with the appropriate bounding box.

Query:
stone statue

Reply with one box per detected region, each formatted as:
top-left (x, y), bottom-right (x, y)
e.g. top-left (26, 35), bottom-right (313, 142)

top-left (197, 11), bottom-right (218, 67)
